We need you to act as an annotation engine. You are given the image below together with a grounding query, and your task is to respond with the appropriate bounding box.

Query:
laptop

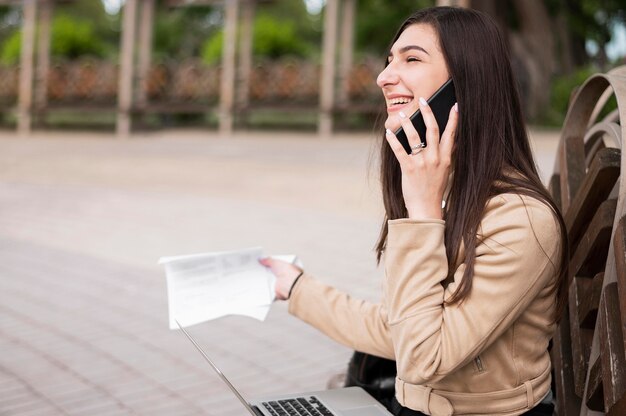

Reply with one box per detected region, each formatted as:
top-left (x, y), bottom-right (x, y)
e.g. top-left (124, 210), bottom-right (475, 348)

top-left (176, 321), bottom-right (393, 416)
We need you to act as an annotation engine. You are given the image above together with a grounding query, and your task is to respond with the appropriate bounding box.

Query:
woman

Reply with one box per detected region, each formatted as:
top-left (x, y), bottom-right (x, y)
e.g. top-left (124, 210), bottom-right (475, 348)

top-left (261, 6), bottom-right (568, 416)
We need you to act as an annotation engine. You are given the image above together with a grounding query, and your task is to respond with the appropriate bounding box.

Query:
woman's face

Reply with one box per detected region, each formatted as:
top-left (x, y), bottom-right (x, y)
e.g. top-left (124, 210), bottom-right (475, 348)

top-left (377, 23), bottom-right (450, 132)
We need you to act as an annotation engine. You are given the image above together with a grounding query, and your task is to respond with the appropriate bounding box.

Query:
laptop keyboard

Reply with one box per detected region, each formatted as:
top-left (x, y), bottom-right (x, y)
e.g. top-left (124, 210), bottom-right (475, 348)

top-left (261, 396), bottom-right (334, 416)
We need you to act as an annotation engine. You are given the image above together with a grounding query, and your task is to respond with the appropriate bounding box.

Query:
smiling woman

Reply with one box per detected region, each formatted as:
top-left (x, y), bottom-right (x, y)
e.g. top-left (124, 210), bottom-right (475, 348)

top-left (260, 7), bottom-right (569, 416)
top-left (377, 24), bottom-right (449, 133)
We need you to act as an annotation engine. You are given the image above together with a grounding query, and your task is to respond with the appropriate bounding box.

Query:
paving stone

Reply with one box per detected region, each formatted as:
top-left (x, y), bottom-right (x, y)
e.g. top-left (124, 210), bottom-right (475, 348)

top-left (0, 129), bottom-right (558, 414)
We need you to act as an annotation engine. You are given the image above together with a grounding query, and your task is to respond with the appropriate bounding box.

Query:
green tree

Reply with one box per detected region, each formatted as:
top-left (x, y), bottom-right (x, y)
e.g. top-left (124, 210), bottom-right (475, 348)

top-left (152, 4), bottom-right (218, 61)
top-left (201, 13), bottom-right (310, 64)
top-left (51, 14), bottom-right (107, 59)
top-left (257, 0), bottom-right (321, 47)
top-left (1, 14), bottom-right (107, 65)
top-left (199, 0), bottom-right (319, 65)
top-left (468, 0), bottom-right (625, 123)
top-left (353, 0), bottom-right (435, 55)
top-left (0, 1), bottom-right (116, 64)
top-left (0, 5), bottom-right (19, 41)
top-left (0, 29), bottom-right (19, 65)
top-left (555, 0), bottom-right (625, 70)
top-left (59, 0), bottom-right (116, 44)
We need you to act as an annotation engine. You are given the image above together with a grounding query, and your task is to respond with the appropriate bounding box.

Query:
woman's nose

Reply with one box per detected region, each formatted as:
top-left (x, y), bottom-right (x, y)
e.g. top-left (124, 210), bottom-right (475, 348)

top-left (376, 64), bottom-right (399, 89)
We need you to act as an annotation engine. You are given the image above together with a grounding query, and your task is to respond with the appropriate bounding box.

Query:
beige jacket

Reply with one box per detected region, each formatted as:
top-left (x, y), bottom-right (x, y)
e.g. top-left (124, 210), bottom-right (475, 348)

top-left (288, 193), bottom-right (561, 416)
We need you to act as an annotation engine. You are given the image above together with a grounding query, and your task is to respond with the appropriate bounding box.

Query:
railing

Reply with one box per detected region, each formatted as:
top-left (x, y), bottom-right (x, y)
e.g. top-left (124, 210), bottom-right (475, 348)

top-left (47, 60), bottom-right (118, 106)
top-left (0, 57), bottom-right (383, 114)
top-left (0, 66), bottom-right (19, 107)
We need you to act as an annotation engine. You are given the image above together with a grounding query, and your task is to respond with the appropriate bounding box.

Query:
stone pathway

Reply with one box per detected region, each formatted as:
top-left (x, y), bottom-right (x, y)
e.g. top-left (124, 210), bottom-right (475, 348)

top-left (0, 128), bottom-right (559, 415)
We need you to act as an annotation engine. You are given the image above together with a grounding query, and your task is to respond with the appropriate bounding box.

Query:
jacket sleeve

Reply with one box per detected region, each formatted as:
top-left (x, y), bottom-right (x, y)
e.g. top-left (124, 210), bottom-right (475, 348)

top-left (288, 275), bottom-right (395, 360)
top-left (385, 194), bottom-right (561, 384)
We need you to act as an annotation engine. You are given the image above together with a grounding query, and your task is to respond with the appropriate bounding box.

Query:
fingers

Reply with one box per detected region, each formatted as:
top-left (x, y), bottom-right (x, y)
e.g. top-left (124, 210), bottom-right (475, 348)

top-left (259, 257), bottom-right (302, 274)
top-left (258, 257), bottom-right (275, 269)
top-left (440, 102), bottom-right (458, 159)
top-left (398, 110), bottom-right (423, 152)
top-left (418, 97), bottom-right (439, 151)
top-left (385, 128), bottom-right (411, 164)
top-left (385, 99), bottom-right (458, 165)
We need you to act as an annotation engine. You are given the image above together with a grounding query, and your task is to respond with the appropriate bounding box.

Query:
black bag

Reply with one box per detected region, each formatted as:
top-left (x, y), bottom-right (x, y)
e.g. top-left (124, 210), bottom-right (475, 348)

top-left (344, 351), bottom-right (397, 411)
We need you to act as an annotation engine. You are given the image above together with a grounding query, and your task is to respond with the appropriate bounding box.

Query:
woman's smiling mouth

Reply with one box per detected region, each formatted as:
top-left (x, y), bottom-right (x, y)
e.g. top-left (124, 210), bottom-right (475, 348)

top-left (386, 96), bottom-right (414, 111)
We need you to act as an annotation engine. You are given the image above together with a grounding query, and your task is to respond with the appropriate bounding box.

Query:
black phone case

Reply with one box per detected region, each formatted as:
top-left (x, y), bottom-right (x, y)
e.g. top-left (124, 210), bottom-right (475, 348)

top-left (394, 79), bottom-right (456, 154)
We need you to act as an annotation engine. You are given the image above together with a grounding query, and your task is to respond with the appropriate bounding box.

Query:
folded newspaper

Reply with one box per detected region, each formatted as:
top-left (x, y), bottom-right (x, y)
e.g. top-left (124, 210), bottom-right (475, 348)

top-left (159, 247), bottom-right (301, 329)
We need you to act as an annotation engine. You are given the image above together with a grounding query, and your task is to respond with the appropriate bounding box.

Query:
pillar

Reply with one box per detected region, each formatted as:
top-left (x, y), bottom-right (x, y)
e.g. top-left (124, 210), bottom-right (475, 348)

top-left (318, 0), bottom-right (339, 137)
top-left (117, 0), bottom-right (138, 138)
top-left (137, 0), bottom-right (155, 109)
top-left (436, 0), bottom-right (470, 6)
top-left (237, 0), bottom-right (254, 109)
top-left (338, 0), bottom-right (355, 107)
top-left (219, 0), bottom-right (238, 136)
top-left (35, 0), bottom-right (52, 118)
top-left (18, 0), bottom-right (37, 136)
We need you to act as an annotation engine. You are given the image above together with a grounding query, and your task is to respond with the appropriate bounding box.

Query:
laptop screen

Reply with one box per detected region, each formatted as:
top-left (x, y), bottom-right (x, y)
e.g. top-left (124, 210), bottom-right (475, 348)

top-left (176, 320), bottom-right (258, 415)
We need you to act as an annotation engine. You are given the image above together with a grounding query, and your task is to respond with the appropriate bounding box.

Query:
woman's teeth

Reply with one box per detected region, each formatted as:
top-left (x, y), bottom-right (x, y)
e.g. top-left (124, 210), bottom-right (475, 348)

top-left (389, 97), bottom-right (412, 106)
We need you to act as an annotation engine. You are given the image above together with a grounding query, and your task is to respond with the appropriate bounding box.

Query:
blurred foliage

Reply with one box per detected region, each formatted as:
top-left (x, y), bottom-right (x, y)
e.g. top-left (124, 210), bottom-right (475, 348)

top-left (57, 0), bottom-right (118, 49)
top-left (0, 0), bottom-right (622, 129)
top-left (548, 0), bottom-right (625, 66)
top-left (200, 0), bottom-right (318, 64)
top-left (0, 30), bottom-right (18, 64)
top-left (0, 5), bottom-right (25, 65)
top-left (0, 1), bottom-right (114, 64)
top-left (50, 14), bottom-right (107, 59)
top-left (0, 6), bottom-right (19, 39)
top-left (258, 0), bottom-right (321, 48)
top-left (354, 0), bottom-right (435, 56)
top-left (532, 0), bottom-right (625, 125)
top-left (542, 66), bottom-right (618, 126)
top-left (156, 0), bottom-right (318, 63)
top-left (201, 14), bottom-right (310, 64)
top-left (252, 14), bottom-right (310, 59)
top-left (152, 3), bottom-right (217, 62)
top-left (200, 31), bottom-right (223, 65)
top-left (1, 14), bottom-right (107, 64)
top-left (542, 66), bottom-right (596, 126)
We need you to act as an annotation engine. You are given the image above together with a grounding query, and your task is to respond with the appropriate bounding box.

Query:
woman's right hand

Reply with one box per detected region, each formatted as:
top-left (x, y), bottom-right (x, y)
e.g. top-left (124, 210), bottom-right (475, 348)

top-left (384, 98), bottom-right (458, 221)
top-left (259, 257), bottom-right (303, 300)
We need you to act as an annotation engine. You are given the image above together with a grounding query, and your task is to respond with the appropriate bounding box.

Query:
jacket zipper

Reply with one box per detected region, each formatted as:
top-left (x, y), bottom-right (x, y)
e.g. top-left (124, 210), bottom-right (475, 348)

top-left (474, 356), bottom-right (485, 373)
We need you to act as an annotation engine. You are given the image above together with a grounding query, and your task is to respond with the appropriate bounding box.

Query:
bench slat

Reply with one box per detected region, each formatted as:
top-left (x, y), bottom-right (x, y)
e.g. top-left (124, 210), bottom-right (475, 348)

top-left (599, 283), bottom-right (626, 411)
top-left (564, 147), bottom-right (620, 250)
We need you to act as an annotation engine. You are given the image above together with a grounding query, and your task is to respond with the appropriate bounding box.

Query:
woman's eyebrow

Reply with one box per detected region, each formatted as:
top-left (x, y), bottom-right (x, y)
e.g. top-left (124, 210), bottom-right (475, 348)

top-left (398, 45), bottom-right (430, 55)
top-left (388, 45), bottom-right (430, 58)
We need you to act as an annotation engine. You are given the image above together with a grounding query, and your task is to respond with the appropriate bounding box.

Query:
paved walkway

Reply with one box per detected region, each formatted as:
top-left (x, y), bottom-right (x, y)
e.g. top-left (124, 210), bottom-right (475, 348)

top-left (0, 128), bottom-right (559, 415)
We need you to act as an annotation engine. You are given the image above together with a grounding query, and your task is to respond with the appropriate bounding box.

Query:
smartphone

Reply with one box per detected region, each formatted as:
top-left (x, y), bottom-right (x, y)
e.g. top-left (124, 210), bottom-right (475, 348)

top-left (394, 78), bottom-right (456, 154)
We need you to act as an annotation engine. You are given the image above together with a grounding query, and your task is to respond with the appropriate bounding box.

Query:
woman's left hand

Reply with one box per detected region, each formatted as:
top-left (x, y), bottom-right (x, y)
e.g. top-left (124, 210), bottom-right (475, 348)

top-left (385, 98), bottom-right (458, 220)
top-left (259, 257), bottom-right (303, 300)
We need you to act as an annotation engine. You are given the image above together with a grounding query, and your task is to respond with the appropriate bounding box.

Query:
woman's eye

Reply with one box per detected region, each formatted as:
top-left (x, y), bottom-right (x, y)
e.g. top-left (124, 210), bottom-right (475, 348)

top-left (407, 57), bottom-right (421, 62)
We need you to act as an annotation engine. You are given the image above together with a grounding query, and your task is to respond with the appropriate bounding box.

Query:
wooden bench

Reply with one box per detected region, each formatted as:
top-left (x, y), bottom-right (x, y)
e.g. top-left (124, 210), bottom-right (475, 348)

top-left (549, 65), bottom-right (626, 415)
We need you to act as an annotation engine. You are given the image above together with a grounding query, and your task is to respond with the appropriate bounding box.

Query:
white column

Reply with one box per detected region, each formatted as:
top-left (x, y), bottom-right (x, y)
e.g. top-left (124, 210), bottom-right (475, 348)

top-left (338, 0), bottom-right (355, 107)
top-left (319, 0), bottom-right (339, 137)
top-left (219, 0), bottom-right (239, 136)
top-left (18, 0), bottom-right (37, 136)
top-left (436, 0), bottom-right (470, 6)
top-left (137, 0), bottom-right (155, 109)
top-left (237, 0), bottom-right (254, 109)
top-left (35, 0), bottom-right (52, 116)
top-left (117, 0), bottom-right (138, 138)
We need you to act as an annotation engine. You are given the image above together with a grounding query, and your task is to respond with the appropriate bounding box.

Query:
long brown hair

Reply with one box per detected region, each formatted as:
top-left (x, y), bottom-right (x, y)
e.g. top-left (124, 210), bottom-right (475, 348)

top-left (374, 7), bottom-right (569, 320)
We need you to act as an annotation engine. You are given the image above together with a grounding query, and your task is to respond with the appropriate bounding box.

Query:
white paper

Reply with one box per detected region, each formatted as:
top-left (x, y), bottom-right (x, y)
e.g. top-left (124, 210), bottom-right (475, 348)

top-left (160, 248), bottom-right (300, 329)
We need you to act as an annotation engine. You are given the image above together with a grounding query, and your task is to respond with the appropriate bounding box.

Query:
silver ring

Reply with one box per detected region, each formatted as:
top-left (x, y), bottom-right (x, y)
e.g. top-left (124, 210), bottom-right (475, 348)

top-left (410, 145), bottom-right (423, 155)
